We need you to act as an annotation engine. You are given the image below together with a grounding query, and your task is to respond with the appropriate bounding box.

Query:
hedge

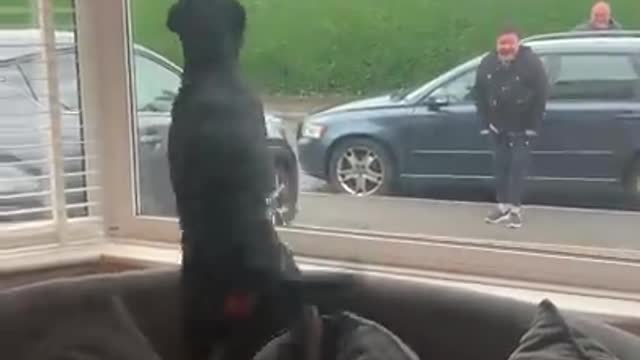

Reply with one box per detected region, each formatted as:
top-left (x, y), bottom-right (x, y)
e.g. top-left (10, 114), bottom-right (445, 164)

top-left (7, 0), bottom-right (640, 95)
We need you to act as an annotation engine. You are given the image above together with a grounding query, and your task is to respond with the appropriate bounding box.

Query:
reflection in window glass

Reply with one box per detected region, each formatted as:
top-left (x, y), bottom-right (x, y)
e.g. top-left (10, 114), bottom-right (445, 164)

top-left (128, 36), bottom-right (181, 217)
top-left (134, 54), bottom-right (181, 113)
top-left (0, 0), bottom-right (87, 225)
top-left (126, 0), bottom-right (640, 259)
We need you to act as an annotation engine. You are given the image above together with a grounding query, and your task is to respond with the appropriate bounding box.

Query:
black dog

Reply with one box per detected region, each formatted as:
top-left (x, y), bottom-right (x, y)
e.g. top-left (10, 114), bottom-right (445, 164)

top-left (166, 0), bottom-right (302, 359)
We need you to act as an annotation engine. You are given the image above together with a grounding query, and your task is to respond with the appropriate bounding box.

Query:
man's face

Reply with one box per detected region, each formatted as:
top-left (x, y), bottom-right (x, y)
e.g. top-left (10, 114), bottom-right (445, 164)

top-left (496, 33), bottom-right (520, 62)
top-left (591, 2), bottom-right (612, 29)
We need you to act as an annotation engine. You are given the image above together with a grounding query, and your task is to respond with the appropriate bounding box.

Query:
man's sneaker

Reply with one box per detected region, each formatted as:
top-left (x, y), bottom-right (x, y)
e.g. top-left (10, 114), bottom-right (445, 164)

top-left (485, 208), bottom-right (511, 224)
top-left (507, 212), bottom-right (523, 229)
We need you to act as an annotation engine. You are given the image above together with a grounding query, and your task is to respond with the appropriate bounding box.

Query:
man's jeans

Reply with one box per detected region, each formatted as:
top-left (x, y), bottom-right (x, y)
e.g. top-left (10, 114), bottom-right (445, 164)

top-left (492, 133), bottom-right (532, 207)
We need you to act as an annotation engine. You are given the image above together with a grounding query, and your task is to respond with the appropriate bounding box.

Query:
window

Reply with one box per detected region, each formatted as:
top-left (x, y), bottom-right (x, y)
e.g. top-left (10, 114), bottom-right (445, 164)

top-left (91, 0), bottom-right (640, 298)
top-left (428, 70), bottom-right (476, 104)
top-left (546, 54), bottom-right (640, 101)
top-left (129, 52), bottom-right (181, 217)
top-left (133, 54), bottom-right (181, 113)
top-left (19, 51), bottom-right (80, 111)
top-left (0, 0), bottom-right (102, 248)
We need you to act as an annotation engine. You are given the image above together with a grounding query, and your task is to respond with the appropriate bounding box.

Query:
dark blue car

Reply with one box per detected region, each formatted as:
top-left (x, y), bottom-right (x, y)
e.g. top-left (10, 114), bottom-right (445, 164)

top-left (297, 31), bottom-right (640, 205)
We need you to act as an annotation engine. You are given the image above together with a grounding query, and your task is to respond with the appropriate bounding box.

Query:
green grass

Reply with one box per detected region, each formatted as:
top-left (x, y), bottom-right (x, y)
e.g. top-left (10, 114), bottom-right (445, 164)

top-left (0, 0), bottom-right (74, 28)
top-left (131, 0), bottom-right (640, 95)
top-left (4, 0), bottom-right (640, 95)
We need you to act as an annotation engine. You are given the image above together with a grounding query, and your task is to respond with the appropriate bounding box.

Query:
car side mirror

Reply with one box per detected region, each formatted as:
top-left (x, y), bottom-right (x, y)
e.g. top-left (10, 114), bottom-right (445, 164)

top-left (426, 96), bottom-right (449, 111)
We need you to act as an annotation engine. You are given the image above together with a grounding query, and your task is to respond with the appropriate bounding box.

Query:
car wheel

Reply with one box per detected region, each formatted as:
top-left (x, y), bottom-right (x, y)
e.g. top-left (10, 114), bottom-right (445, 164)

top-left (328, 138), bottom-right (395, 196)
top-left (271, 161), bottom-right (298, 226)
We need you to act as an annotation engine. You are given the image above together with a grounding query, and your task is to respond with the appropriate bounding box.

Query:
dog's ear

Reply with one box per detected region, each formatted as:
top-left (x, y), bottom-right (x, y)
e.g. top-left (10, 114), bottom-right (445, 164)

top-left (167, 1), bottom-right (186, 34)
top-left (229, 0), bottom-right (246, 37)
top-left (226, 0), bottom-right (247, 50)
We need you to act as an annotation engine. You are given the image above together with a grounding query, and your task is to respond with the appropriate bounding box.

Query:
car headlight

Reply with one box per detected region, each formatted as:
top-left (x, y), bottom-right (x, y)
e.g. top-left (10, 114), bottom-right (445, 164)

top-left (265, 113), bottom-right (286, 139)
top-left (300, 122), bottom-right (326, 139)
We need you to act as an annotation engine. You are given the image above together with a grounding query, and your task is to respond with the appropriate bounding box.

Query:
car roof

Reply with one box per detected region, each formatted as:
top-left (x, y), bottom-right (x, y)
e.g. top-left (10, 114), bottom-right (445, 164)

top-left (524, 31), bottom-right (640, 54)
top-left (0, 29), bottom-right (166, 63)
top-left (0, 29), bottom-right (76, 60)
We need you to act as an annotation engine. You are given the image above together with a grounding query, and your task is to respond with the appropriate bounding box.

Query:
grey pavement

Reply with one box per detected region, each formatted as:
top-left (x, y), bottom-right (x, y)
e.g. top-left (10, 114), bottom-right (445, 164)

top-left (294, 192), bottom-right (640, 251)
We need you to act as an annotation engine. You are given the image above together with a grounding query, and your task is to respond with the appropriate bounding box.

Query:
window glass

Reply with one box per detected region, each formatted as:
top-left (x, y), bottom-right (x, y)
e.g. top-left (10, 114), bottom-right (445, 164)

top-left (548, 54), bottom-right (640, 101)
top-left (134, 54), bottom-right (181, 113)
top-left (18, 51), bottom-right (80, 110)
top-left (125, 0), bottom-right (640, 286)
top-left (0, 0), bottom-right (88, 226)
top-left (429, 70), bottom-right (477, 104)
top-left (129, 49), bottom-right (181, 217)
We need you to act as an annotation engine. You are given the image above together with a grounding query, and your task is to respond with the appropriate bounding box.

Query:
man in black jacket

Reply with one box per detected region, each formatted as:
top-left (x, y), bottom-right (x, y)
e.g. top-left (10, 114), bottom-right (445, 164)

top-left (573, 1), bottom-right (623, 31)
top-left (474, 28), bottom-right (548, 229)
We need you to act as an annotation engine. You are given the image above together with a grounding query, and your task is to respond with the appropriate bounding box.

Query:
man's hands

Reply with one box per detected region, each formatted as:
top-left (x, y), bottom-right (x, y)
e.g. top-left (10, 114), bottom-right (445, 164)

top-left (481, 123), bottom-right (499, 135)
top-left (481, 127), bottom-right (537, 137)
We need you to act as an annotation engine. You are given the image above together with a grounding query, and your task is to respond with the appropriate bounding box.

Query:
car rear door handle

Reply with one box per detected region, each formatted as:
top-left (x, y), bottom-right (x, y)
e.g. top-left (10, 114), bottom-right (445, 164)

top-left (615, 112), bottom-right (640, 120)
top-left (140, 134), bottom-right (163, 145)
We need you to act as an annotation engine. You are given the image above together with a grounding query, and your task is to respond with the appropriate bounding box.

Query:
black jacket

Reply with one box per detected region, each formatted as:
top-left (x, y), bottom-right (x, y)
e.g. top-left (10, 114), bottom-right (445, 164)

top-left (573, 18), bottom-right (623, 31)
top-left (474, 46), bottom-right (549, 134)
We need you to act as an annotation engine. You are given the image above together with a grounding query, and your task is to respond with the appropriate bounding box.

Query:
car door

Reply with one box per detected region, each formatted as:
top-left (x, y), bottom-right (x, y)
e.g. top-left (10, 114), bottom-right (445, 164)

top-left (131, 51), bottom-right (180, 217)
top-left (406, 68), bottom-right (492, 179)
top-left (534, 53), bottom-right (640, 183)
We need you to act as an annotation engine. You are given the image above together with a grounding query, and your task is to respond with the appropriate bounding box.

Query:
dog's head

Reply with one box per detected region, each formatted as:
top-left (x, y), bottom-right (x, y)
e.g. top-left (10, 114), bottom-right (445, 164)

top-left (167, 0), bottom-right (246, 65)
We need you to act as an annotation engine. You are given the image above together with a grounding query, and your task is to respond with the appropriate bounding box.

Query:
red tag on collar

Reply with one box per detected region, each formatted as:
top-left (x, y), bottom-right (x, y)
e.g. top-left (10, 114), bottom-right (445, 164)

top-left (223, 293), bottom-right (255, 320)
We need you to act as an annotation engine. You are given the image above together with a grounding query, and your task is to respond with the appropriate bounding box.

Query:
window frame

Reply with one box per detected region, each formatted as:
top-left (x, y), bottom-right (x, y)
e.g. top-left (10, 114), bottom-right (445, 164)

top-left (84, 0), bottom-right (640, 296)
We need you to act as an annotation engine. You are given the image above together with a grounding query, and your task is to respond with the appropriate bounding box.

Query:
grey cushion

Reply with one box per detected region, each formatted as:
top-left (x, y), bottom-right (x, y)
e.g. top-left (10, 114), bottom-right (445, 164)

top-left (509, 299), bottom-right (619, 360)
top-left (253, 311), bottom-right (419, 360)
top-left (24, 295), bottom-right (161, 360)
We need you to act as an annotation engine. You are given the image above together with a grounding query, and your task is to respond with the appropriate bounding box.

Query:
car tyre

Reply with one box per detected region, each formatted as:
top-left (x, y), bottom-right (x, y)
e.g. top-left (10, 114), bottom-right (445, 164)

top-left (272, 161), bottom-right (298, 225)
top-left (328, 138), bottom-right (395, 196)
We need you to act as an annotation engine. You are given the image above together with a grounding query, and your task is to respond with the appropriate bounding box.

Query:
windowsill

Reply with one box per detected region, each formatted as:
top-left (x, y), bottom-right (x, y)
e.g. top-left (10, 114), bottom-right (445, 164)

top-left (3, 237), bottom-right (639, 329)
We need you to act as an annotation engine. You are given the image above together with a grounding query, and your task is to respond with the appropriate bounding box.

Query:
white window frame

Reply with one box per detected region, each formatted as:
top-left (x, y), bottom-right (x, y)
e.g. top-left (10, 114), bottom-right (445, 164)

top-left (73, 0), bottom-right (640, 297)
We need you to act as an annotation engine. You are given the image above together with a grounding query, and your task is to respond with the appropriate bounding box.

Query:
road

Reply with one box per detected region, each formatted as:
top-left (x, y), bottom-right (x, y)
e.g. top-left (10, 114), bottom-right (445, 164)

top-left (293, 192), bottom-right (640, 251)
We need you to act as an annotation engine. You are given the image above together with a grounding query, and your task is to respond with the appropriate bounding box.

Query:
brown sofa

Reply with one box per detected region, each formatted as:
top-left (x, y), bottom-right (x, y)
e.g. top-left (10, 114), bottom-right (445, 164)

top-left (1, 269), bottom-right (639, 360)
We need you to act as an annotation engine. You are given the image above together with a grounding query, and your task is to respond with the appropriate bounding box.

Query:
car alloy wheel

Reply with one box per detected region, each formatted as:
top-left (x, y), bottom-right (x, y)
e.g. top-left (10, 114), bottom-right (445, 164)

top-left (336, 146), bottom-right (385, 196)
top-left (268, 164), bottom-right (295, 226)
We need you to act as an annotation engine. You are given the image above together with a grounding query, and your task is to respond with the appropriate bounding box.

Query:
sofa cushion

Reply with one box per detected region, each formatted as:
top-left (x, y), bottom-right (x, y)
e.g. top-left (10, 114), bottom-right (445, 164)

top-left (509, 299), bottom-right (619, 360)
top-left (1, 269), bottom-right (639, 360)
top-left (24, 295), bottom-right (162, 360)
top-left (253, 311), bottom-right (420, 360)
top-left (313, 274), bottom-right (640, 360)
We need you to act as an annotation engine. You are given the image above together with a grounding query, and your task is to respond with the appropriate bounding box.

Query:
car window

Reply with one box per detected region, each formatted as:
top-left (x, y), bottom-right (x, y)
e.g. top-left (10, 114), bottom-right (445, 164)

top-left (18, 51), bottom-right (80, 111)
top-left (0, 63), bottom-right (32, 99)
top-left (428, 70), bottom-right (477, 104)
top-left (133, 53), bottom-right (181, 113)
top-left (0, 65), bottom-right (46, 150)
top-left (545, 54), bottom-right (640, 101)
